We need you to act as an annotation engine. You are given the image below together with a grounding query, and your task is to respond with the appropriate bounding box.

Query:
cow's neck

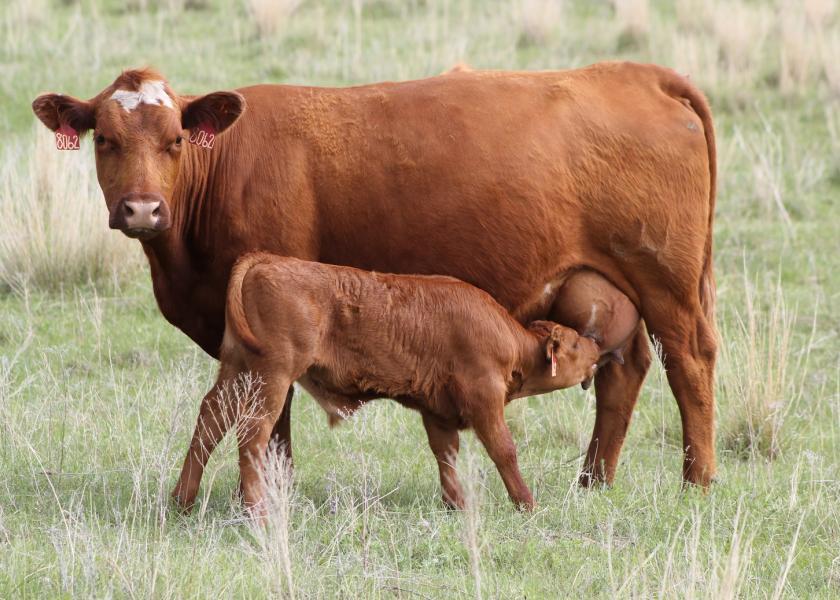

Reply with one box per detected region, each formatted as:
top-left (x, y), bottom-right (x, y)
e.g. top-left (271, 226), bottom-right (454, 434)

top-left (139, 142), bottom-right (228, 356)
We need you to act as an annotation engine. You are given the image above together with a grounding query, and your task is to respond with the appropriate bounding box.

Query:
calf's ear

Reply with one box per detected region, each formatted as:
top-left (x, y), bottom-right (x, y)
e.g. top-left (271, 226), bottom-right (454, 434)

top-left (181, 91), bottom-right (245, 135)
top-left (545, 325), bottom-right (568, 361)
top-left (32, 93), bottom-right (95, 133)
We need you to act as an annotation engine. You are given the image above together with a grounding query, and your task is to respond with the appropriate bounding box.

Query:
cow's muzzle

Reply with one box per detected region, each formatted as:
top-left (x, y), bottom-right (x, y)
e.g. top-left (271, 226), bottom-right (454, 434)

top-left (109, 192), bottom-right (171, 240)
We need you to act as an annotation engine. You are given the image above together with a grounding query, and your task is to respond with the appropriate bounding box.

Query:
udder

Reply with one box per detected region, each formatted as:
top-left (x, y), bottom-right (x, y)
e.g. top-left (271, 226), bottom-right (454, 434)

top-left (549, 270), bottom-right (640, 367)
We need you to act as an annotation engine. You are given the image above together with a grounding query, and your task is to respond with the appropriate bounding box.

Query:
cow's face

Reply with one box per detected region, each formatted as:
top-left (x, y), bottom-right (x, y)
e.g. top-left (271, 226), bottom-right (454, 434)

top-left (31, 70), bottom-right (244, 241)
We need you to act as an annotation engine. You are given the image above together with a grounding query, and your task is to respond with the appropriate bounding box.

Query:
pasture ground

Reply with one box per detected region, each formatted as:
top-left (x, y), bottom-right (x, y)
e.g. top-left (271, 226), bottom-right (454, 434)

top-left (1, 0), bottom-right (838, 597)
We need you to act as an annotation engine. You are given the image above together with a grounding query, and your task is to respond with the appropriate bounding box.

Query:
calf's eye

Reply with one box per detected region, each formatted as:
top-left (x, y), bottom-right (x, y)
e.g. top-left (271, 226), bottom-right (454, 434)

top-left (95, 134), bottom-right (106, 145)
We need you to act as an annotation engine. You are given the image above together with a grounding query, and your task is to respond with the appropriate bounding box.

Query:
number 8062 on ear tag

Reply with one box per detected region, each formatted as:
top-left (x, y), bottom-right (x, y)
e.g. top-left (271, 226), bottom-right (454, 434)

top-left (56, 124), bottom-right (80, 150)
top-left (189, 123), bottom-right (216, 150)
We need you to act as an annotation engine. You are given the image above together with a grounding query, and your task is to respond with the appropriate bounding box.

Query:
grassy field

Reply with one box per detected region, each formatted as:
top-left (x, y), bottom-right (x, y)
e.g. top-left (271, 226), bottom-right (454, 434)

top-left (1, 0), bottom-right (839, 597)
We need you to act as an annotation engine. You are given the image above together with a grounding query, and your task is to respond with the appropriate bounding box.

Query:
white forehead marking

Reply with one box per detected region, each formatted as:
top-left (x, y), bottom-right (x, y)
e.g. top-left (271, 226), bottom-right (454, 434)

top-left (110, 80), bottom-right (173, 112)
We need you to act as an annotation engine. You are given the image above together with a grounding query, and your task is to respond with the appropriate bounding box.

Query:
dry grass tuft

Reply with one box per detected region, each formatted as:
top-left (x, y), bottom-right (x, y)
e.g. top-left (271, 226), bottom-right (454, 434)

top-left (244, 0), bottom-right (303, 38)
top-left (516, 0), bottom-right (563, 47)
top-left (458, 449), bottom-right (486, 600)
top-left (0, 128), bottom-right (142, 292)
top-left (247, 443), bottom-right (296, 599)
top-left (718, 278), bottom-right (816, 461)
top-left (612, 0), bottom-right (649, 35)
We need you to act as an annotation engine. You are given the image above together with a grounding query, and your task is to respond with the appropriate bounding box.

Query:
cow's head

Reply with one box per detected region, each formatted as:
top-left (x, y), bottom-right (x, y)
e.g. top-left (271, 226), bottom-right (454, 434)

top-left (31, 69), bottom-right (245, 241)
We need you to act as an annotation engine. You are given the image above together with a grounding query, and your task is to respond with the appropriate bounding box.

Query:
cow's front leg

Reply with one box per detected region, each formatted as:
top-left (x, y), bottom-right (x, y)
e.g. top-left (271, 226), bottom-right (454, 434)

top-left (580, 326), bottom-right (651, 486)
top-left (269, 386), bottom-right (294, 466)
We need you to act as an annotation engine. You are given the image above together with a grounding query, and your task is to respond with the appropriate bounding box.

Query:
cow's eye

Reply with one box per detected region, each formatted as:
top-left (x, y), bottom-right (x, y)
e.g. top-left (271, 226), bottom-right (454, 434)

top-left (175, 135), bottom-right (183, 145)
top-left (95, 134), bottom-right (106, 146)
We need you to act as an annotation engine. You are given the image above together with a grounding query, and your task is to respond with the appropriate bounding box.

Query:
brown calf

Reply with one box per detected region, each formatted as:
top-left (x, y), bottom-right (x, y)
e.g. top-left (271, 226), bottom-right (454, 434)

top-left (173, 253), bottom-right (600, 512)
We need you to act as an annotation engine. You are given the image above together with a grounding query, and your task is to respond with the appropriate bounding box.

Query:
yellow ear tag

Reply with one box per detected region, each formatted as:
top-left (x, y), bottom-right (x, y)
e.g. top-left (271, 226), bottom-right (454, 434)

top-left (551, 351), bottom-right (557, 378)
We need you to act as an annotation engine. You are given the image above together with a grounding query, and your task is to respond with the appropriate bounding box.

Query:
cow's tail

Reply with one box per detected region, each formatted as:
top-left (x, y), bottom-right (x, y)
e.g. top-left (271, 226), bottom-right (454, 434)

top-left (661, 69), bottom-right (717, 330)
top-left (225, 252), bottom-right (273, 356)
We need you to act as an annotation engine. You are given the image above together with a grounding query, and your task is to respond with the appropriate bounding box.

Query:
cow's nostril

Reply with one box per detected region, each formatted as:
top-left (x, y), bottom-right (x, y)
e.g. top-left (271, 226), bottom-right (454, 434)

top-left (124, 204), bottom-right (135, 217)
top-left (152, 206), bottom-right (160, 217)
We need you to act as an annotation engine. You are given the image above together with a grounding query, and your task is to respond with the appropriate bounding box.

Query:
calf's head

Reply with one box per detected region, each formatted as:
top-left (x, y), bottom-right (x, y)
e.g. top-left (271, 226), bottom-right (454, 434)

top-left (31, 69), bottom-right (245, 241)
top-left (529, 320), bottom-right (600, 388)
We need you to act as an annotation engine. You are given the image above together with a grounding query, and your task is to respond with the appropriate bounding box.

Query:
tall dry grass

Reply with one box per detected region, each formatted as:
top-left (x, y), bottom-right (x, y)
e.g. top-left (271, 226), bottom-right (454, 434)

top-left (718, 277), bottom-right (817, 461)
top-left (244, 0), bottom-right (303, 38)
top-left (458, 448), bottom-right (486, 600)
top-left (516, 0), bottom-right (563, 47)
top-left (0, 128), bottom-right (142, 292)
top-left (247, 443), bottom-right (297, 599)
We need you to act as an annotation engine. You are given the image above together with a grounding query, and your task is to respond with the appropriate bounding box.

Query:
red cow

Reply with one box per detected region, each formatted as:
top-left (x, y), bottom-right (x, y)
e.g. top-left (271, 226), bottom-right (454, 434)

top-left (32, 61), bottom-right (717, 486)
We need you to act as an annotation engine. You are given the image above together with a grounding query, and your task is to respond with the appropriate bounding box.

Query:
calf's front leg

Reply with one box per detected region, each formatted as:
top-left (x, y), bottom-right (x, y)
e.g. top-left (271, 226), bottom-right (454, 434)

top-left (468, 399), bottom-right (535, 511)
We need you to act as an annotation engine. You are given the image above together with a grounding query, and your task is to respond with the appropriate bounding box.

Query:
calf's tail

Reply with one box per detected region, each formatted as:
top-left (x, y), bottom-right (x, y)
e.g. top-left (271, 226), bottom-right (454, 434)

top-left (225, 252), bottom-right (273, 356)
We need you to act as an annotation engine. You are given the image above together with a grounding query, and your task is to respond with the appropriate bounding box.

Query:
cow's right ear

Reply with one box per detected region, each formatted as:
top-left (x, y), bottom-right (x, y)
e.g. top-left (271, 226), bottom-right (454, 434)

top-left (32, 93), bottom-right (95, 133)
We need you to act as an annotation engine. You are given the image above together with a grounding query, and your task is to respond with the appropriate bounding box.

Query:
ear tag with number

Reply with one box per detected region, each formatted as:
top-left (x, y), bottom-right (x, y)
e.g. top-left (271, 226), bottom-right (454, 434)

top-left (551, 351), bottom-right (557, 378)
top-left (189, 123), bottom-right (217, 150)
top-left (56, 124), bottom-right (80, 150)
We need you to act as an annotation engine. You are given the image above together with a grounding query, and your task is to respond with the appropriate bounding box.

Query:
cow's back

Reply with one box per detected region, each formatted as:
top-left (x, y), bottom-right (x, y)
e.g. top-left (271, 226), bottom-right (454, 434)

top-left (184, 62), bottom-right (714, 354)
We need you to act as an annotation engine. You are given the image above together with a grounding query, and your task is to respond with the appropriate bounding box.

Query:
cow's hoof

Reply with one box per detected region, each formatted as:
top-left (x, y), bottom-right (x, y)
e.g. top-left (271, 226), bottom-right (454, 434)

top-left (170, 489), bottom-right (195, 513)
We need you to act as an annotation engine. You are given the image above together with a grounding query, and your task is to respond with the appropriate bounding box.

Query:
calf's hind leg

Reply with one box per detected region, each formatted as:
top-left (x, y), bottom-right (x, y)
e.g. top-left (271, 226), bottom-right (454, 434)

top-left (421, 413), bottom-right (464, 509)
top-left (173, 364), bottom-right (242, 510)
top-left (237, 377), bottom-right (294, 514)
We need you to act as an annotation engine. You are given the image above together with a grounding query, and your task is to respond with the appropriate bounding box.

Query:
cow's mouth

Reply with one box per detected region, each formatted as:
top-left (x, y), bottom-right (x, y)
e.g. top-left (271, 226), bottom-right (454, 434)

top-left (123, 227), bottom-right (161, 241)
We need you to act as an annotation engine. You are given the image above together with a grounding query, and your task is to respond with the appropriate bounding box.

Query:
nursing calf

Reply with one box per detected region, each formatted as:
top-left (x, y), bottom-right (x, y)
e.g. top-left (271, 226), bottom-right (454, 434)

top-left (172, 254), bottom-right (600, 512)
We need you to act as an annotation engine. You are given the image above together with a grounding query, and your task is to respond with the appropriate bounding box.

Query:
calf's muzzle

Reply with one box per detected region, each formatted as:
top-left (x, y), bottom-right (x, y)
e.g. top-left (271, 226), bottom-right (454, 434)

top-left (110, 192), bottom-right (171, 240)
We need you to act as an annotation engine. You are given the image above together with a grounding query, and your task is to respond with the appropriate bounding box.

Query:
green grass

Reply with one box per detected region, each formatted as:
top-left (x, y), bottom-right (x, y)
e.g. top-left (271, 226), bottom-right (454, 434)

top-left (1, 0), bottom-right (839, 597)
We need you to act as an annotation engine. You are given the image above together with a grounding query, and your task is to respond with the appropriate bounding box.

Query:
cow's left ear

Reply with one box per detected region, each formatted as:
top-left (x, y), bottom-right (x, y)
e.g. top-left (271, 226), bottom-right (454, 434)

top-left (181, 91), bottom-right (245, 135)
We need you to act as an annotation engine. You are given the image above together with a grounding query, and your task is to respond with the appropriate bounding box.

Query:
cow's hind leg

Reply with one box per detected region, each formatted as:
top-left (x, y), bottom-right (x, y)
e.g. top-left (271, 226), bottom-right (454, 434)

top-left (580, 326), bottom-right (651, 487)
top-left (644, 296), bottom-right (717, 486)
top-left (421, 413), bottom-right (464, 509)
